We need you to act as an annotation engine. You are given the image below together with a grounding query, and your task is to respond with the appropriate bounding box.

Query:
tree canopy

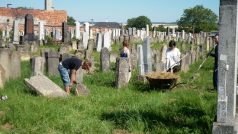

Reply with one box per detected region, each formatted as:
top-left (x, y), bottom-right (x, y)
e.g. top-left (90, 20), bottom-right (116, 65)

top-left (127, 16), bottom-right (152, 29)
top-left (177, 5), bottom-right (218, 33)
top-left (67, 16), bottom-right (76, 26)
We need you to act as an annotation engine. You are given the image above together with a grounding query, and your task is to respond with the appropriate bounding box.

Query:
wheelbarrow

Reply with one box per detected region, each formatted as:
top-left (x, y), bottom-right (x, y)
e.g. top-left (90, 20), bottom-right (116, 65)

top-left (145, 72), bottom-right (179, 89)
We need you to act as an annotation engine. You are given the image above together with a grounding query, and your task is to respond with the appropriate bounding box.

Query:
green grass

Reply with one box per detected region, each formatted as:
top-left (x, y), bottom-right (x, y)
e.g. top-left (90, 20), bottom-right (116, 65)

top-left (0, 52), bottom-right (217, 133)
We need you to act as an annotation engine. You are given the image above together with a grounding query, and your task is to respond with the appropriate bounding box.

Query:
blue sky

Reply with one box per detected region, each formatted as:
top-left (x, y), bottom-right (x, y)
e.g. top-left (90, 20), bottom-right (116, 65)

top-left (0, 0), bottom-right (219, 23)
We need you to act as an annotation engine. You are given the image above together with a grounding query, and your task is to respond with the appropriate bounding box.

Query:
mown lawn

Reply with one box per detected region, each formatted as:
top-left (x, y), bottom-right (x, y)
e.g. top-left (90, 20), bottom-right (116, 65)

top-left (0, 52), bottom-right (217, 134)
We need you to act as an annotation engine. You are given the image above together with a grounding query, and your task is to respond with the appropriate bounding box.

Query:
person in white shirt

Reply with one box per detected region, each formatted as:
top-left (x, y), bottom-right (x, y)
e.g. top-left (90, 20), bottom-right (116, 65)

top-left (166, 40), bottom-right (181, 73)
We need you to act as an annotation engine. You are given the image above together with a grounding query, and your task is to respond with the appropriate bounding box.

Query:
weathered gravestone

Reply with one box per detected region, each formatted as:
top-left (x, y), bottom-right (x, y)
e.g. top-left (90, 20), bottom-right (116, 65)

top-left (100, 47), bottom-right (110, 72)
top-left (143, 37), bottom-right (152, 74)
top-left (116, 57), bottom-right (129, 88)
top-left (9, 51), bottom-right (21, 79)
top-left (25, 75), bottom-right (68, 97)
top-left (24, 14), bottom-right (35, 41)
top-left (0, 48), bottom-right (10, 80)
top-left (31, 57), bottom-right (44, 76)
top-left (13, 20), bottom-right (19, 44)
top-left (96, 33), bottom-right (102, 52)
top-left (75, 21), bottom-right (81, 40)
top-left (46, 51), bottom-right (60, 76)
top-left (137, 45), bottom-right (144, 76)
top-left (213, 0), bottom-right (238, 133)
top-left (0, 65), bottom-right (5, 88)
top-left (75, 83), bottom-right (89, 96)
top-left (62, 22), bottom-right (69, 43)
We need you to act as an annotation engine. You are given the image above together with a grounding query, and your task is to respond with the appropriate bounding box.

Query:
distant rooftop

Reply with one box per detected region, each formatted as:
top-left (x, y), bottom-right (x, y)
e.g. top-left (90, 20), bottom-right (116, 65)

top-left (93, 22), bottom-right (121, 29)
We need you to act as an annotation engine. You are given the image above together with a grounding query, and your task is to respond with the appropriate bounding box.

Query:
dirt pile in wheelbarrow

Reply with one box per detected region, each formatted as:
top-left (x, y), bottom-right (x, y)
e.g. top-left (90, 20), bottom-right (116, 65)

top-left (145, 72), bottom-right (179, 89)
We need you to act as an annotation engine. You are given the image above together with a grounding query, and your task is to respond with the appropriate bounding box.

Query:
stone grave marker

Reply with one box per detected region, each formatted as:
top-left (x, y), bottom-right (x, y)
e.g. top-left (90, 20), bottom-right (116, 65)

top-left (143, 37), bottom-right (152, 73)
top-left (96, 33), bottom-right (102, 52)
top-left (13, 20), bottom-right (19, 44)
top-left (9, 51), bottom-right (21, 79)
top-left (31, 57), bottom-right (44, 76)
top-left (25, 75), bottom-right (68, 97)
top-left (46, 51), bottom-right (60, 76)
top-left (24, 14), bottom-right (35, 41)
top-left (100, 47), bottom-right (110, 72)
top-left (0, 65), bottom-right (5, 88)
top-left (116, 57), bottom-right (129, 88)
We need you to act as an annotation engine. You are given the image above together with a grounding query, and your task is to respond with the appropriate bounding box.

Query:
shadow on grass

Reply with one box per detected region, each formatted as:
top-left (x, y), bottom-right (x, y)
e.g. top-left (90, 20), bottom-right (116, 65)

top-left (101, 106), bottom-right (212, 133)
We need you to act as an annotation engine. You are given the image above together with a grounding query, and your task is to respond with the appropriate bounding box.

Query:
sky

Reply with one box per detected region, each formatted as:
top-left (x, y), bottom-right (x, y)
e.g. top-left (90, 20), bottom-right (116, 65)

top-left (0, 0), bottom-right (219, 23)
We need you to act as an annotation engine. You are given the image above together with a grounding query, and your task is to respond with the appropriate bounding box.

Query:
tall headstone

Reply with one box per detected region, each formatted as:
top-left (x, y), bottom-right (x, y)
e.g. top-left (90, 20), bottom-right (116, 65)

top-left (62, 22), bottom-right (69, 43)
top-left (146, 24), bottom-right (149, 36)
top-left (39, 21), bottom-right (45, 41)
top-left (13, 20), bottom-right (19, 44)
top-left (75, 21), bottom-right (81, 40)
top-left (0, 65), bottom-right (5, 88)
top-left (9, 51), bottom-right (21, 79)
top-left (116, 57), bottom-right (129, 88)
top-left (96, 33), bottom-right (102, 52)
top-left (45, 0), bottom-right (53, 11)
top-left (137, 45), bottom-right (144, 76)
top-left (100, 47), bottom-right (110, 72)
top-left (128, 28), bottom-right (132, 36)
top-left (84, 22), bottom-right (90, 35)
top-left (143, 37), bottom-right (152, 74)
top-left (24, 14), bottom-right (34, 41)
top-left (213, 0), bottom-right (238, 133)
top-left (103, 32), bottom-right (111, 50)
top-left (82, 32), bottom-right (89, 49)
top-left (0, 48), bottom-right (10, 80)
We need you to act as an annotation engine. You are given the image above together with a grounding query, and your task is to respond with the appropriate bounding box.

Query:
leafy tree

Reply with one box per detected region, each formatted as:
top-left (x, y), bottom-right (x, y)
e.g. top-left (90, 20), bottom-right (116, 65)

top-left (67, 16), bottom-right (76, 26)
top-left (177, 5), bottom-right (218, 33)
top-left (156, 25), bottom-right (166, 32)
top-left (127, 16), bottom-right (152, 29)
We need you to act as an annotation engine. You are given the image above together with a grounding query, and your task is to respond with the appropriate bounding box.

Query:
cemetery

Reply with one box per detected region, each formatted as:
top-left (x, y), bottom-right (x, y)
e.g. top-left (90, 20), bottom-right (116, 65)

top-left (0, 0), bottom-right (236, 133)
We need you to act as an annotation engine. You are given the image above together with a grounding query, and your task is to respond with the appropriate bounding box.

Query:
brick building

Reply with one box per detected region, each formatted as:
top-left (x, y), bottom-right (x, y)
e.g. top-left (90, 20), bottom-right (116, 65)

top-left (0, 7), bottom-right (67, 34)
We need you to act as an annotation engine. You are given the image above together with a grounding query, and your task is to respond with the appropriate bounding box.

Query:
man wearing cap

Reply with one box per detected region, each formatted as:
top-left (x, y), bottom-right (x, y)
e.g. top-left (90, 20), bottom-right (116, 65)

top-left (58, 57), bottom-right (91, 94)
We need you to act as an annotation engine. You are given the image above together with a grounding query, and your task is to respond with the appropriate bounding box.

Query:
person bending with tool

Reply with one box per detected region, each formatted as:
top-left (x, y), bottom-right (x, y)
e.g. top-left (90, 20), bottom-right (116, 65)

top-left (208, 33), bottom-right (219, 90)
top-left (166, 40), bottom-right (181, 73)
top-left (58, 57), bottom-right (92, 94)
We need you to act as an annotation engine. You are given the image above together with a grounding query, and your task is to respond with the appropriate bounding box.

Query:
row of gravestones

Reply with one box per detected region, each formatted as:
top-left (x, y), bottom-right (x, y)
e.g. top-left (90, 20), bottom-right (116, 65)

top-left (0, 48), bottom-right (21, 88)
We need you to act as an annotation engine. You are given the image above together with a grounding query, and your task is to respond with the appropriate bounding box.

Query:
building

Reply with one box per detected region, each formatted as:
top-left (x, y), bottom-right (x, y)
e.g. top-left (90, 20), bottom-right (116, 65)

top-left (151, 22), bottom-right (178, 29)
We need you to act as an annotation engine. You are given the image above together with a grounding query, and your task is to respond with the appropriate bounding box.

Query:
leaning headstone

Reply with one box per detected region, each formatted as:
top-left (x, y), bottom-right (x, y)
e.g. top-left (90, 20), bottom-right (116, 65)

top-left (143, 37), bottom-right (152, 73)
top-left (100, 47), bottom-right (110, 72)
top-left (13, 20), bottom-right (19, 44)
top-left (115, 57), bottom-right (129, 88)
top-left (0, 65), bottom-right (5, 88)
top-left (46, 51), bottom-right (60, 76)
top-left (31, 57), bottom-right (44, 76)
top-left (25, 75), bottom-right (68, 97)
top-left (9, 51), bottom-right (21, 79)
top-left (24, 14), bottom-right (34, 41)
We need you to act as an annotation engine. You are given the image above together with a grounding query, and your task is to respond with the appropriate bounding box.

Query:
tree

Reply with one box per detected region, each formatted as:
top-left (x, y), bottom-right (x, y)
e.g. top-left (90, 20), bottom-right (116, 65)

top-left (67, 16), bottom-right (76, 26)
top-left (156, 25), bottom-right (166, 32)
top-left (177, 5), bottom-right (218, 33)
top-left (127, 16), bottom-right (152, 29)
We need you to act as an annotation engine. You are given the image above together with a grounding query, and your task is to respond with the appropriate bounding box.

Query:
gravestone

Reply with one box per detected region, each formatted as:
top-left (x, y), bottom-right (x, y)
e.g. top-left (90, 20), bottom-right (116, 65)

top-left (46, 51), bottom-right (60, 76)
top-left (13, 20), bottom-right (19, 44)
top-left (83, 32), bottom-right (89, 49)
top-left (0, 65), bottom-right (5, 88)
top-left (9, 51), bottom-right (21, 79)
top-left (76, 67), bottom-right (84, 84)
top-left (71, 40), bottom-right (77, 50)
top-left (110, 52), bottom-right (117, 63)
top-left (103, 32), bottom-right (111, 50)
top-left (180, 54), bottom-right (189, 73)
top-left (137, 45), bottom-right (144, 76)
top-left (84, 22), bottom-right (90, 35)
top-left (62, 22), bottom-right (69, 43)
top-left (146, 24), bottom-right (149, 36)
top-left (31, 57), bottom-right (44, 76)
top-left (24, 14), bottom-right (35, 41)
top-left (213, 0), bottom-right (238, 133)
top-left (0, 48), bottom-right (10, 80)
top-left (143, 37), bottom-right (152, 74)
top-left (130, 45), bottom-right (137, 70)
top-left (116, 57), bottom-right (129, 88)
top-left (128, 28), bottom-right (132, 36)
top-left (75, 21), bottom-right (81, 40)
top-left (75, 83), bottom-right (89, 96)
top-left (25, 75), bottom-right (68, 97)
top-left (96, 33), bottom-right (102, 52)
top-left (39, 21), bottom-right (45, 41)
top-left (100, 47), bottom-right (110, 72)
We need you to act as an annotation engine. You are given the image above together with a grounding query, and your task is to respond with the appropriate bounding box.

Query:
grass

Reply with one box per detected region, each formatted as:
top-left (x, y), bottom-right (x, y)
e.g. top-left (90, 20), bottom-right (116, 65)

top-left (0, 50), bottom-right (217, 133)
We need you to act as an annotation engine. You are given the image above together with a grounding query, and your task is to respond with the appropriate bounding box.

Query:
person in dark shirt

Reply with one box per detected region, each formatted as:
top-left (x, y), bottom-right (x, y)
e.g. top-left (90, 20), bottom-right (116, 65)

top-left (209, 33), bottom-right (219, 90)
top-left (58, 57), bottom-right (91, 93)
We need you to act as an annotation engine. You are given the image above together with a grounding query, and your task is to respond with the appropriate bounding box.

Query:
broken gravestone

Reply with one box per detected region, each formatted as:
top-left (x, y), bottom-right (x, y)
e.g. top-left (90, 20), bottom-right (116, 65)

top-left (25, 75), bottom-right (68, 97)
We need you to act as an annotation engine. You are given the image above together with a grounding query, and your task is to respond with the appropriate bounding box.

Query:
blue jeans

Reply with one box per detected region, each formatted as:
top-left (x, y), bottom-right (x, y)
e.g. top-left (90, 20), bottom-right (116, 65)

top-left (58, 64), bottom-right (70, 87)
